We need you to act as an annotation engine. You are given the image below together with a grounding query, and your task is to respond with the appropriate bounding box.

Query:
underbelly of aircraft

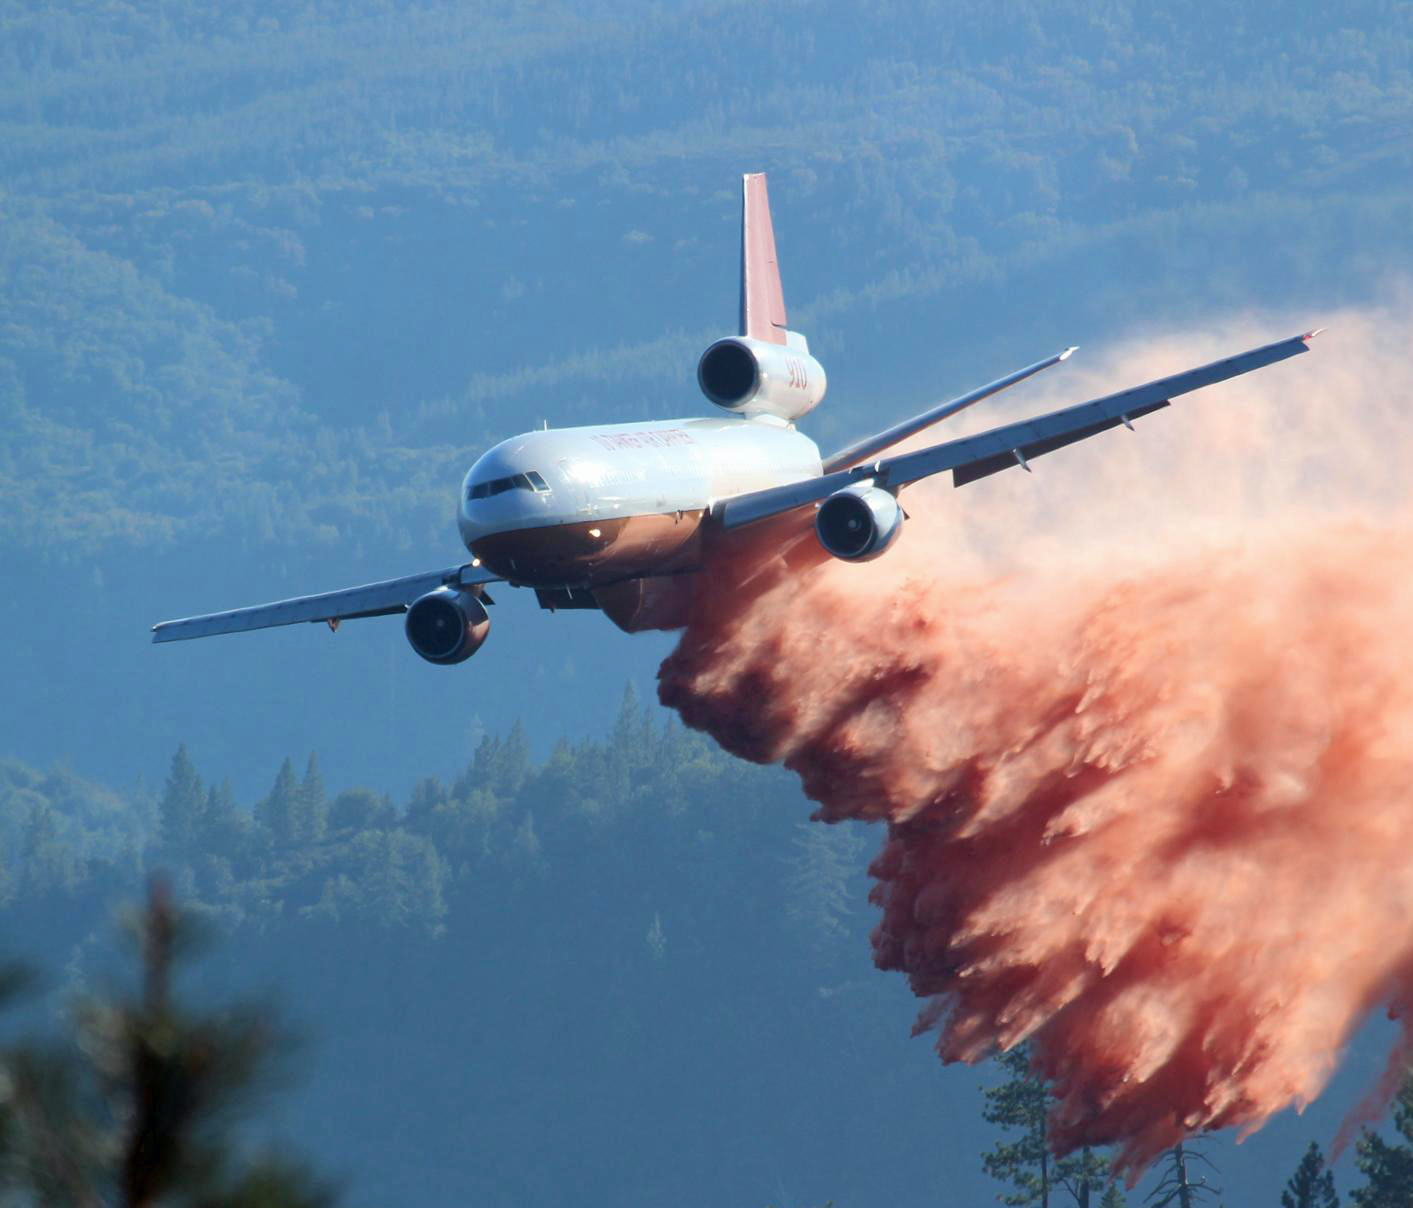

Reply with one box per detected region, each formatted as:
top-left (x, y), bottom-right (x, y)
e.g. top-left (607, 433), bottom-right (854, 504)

top-left (470, 509), bottom-right (706, 588)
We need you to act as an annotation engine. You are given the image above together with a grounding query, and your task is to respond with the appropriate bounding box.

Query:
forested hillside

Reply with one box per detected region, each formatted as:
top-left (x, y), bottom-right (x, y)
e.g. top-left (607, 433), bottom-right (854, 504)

top-left (5, 0), bottom-right (1411, 555)
top-left (2, 695), bottom-right (1405, 1207)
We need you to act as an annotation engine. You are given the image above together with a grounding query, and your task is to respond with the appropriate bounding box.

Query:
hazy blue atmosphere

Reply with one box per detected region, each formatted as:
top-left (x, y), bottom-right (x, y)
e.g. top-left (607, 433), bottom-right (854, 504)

top-left (4, 1), bottom-right (1413, 1204)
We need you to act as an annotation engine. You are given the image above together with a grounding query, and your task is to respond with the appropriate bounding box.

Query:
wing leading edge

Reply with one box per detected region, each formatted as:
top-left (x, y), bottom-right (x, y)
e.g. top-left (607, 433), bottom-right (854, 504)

top-left (151, 563), bottom-right (499, 643)
top-left (718, 330), bottom-right (1318, 531)
top-left (820, 345), bottom-right (1077, 473)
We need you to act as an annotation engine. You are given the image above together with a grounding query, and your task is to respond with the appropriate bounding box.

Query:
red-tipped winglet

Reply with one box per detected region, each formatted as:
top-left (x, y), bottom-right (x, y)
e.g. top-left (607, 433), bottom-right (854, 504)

top-left (740, 173), bottom-right (788, 345)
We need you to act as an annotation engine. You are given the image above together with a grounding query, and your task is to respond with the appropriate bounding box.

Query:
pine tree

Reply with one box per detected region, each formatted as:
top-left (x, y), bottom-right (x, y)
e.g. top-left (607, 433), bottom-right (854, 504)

top-left (983, 1045), bottom-right (1054, 1207)
top-left (784, 822), bottom-right (864, 955)
top-left (499, 720), bottom-right (531, 793)
top-left (202, 779), bottom-right (238, 843)
top-left (1283, 1141), bottom-right (1339, 1208)
top-left (1058, 1146), bottom-right (1110, 1208)
top-left (1352, 1076), bottom-right (1413, 1208)
top-left (0, 882), bottom-right (331, 1207)
top-left (256, 757), bottom-right (301, 846)
top-left (157, 743), bottom-right (204, 854)
top-left (300, 753), bottom-right (328, 842)
top-left (1145, 1140), bottom-right (1218, 1208)
top-left (1099, 1180), bottom-right (1126, 1208)
top-left (457, 722), bottom-right (530, 801)
top-left (608, 681), bottom-right (652, 777)
top-left (611, 681), bottom-right (642, 751)
top-left (404, 776), bottom-right (448, 828)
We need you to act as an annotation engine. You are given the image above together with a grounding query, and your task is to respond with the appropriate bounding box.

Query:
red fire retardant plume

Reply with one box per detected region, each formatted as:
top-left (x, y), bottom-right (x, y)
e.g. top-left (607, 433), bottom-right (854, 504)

top-left (658, 304), bottom-right (1413, 1175)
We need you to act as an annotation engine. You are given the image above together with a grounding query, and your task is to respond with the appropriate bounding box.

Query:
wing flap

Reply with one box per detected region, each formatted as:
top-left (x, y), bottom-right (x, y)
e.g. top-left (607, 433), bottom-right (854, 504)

top-left (887, 330), bottom-right (1311, 491)
top-left (951, 399), bottom-right (1169, 486)
top-left (151, 563), bottom-right (499, 643)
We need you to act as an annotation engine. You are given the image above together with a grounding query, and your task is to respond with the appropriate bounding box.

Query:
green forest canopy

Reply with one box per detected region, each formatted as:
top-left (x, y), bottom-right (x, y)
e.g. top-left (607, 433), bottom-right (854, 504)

top-left (3, 0), bottom-right (1410, 554)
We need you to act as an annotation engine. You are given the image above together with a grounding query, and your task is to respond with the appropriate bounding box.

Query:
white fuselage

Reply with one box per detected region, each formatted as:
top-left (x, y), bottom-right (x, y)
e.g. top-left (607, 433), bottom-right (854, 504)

top-left (458, 415), bottom-right (821, 588)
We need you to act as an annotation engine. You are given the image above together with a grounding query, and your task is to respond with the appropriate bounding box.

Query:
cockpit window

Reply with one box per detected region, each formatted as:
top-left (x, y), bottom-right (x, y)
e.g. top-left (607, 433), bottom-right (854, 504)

top-left (467, 471), bottom-right (551, 501)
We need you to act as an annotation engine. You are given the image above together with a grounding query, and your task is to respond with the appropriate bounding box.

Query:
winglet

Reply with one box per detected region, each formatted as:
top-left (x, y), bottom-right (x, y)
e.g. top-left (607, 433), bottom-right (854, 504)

top-left (1301, 327), bottom-right (1325, 342)
top-left (740, 173), bottom-right (788, 346)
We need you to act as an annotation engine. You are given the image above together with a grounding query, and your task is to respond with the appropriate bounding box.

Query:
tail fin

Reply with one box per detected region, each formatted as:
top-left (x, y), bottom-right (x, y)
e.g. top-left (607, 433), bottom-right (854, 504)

top-left (740, 173), bottom-right (789, 346)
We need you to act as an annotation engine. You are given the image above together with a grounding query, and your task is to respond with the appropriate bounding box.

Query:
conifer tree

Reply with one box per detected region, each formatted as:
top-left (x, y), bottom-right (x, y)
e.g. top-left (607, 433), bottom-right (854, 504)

top-left (784, 822), bottom-right (863, 955)
top-left (201, 779), bottom-right (239, 846)
top-left (0, 883), bottom-right (331, 1207)
top-left (611, 681), bottom-right (642, 749)
top-left (404, 776), bottom-right (448, 827)
top-left (1145, 1140), bottom-right (1218, 1208)
top-left (1351, 1076), bottom-right (1413, 1208)
top-left (300, 753), bottom-right (328, 842)
top-left (1283, 1141), bottom-right (1339, 1208)
top-left (499, 719), bottom-right (531, 793)
top-left (1058, 1145), bottom-right (1110, 1208)
top-left (255, 757), bottom-right (300, 846)
top-left (157, 743), bottom-right (204, 854)
top-left (609, 681), bottom-right (651, 777)
top-left (1099, 1179), bottom-right (1126, 1208)
top-left (982, 1045), bottom-right (1054, 1207)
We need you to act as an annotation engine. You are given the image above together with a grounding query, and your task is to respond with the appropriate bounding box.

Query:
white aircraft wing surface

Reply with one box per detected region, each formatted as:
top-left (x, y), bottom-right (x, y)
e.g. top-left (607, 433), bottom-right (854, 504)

top-left (152, 563), bottom-right (499, 643)
top-left (718, 330), bottom-right (1318, 531)
top-left (820, 345), bottom-right (1077, 473)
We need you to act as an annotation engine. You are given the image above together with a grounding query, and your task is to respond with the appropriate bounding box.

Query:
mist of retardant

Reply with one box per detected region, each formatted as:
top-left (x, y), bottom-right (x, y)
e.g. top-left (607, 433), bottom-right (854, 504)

top-left (659, 302), bottom-right (1413, 1175)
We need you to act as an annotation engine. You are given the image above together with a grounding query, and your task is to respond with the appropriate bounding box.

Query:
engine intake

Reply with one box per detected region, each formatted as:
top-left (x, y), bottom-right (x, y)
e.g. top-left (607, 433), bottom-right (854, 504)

top-left (697, 336), bottom-right (826, 421)
top-left (405, 588), bottom-right (490, 665)
top-left (815, 483), bottom-right (904, 562)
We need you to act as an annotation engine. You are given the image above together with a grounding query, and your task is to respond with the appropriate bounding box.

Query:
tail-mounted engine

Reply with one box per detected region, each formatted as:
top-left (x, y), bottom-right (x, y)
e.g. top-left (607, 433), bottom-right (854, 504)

top-left (815, 482), bottom-right (904, 562)
top-left (697, 335), bottom-right (826, 422)
top-left (404, 588), bottom-right (490, 665)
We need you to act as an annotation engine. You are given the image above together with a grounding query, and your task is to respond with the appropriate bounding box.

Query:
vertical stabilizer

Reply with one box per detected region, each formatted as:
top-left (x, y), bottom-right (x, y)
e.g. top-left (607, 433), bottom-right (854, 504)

top-left (740, 173), bottom-right (788, 346)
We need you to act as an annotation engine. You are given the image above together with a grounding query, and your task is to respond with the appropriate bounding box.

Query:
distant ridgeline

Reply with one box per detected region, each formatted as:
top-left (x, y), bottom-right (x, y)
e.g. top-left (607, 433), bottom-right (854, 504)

top-left (0, 689), bottom-right (862, 959)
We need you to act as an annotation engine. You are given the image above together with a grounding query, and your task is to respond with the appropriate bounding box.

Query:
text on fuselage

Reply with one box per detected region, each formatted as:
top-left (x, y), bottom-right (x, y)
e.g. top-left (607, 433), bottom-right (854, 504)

top-left (591, 428), bottom-right (696, 451)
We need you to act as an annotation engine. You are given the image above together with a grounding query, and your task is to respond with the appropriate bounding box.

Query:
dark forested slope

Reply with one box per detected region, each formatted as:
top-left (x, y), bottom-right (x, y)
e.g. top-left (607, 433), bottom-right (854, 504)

top-left (1, 702), bottom-right (1402, 1208)
top-left (4, 0), bottom-right (1411, 555)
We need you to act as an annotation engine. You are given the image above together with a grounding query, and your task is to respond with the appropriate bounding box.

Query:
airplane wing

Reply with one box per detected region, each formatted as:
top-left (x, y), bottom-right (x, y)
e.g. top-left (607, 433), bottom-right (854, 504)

top-left (151, 563), bottom-right (499, 643)
top-left (820, 345), bottom-right (1077, 472)
top-left (717, 330), bottom-right (1319, 531)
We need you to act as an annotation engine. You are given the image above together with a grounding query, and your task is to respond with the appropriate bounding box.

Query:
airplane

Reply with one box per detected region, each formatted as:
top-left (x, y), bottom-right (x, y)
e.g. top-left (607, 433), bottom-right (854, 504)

top-left (153, 173), bottom-right (1319, 663)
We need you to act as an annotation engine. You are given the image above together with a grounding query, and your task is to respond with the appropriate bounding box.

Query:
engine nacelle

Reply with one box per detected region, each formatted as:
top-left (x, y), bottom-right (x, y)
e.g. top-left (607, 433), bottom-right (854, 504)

top-left (697, 336), bottom-right (826, 421)
top-left (404, 588), bottom-right (490, 665)
top-left (815, 482), bottom-right (904, 562)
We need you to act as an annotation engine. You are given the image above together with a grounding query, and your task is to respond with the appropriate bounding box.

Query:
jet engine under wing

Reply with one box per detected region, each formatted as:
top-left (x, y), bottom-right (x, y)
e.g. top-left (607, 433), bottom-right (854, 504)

top-left (717, 330), bottom-right (1318, 530)
top-left (151, 563), bottom-right (500, 643)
